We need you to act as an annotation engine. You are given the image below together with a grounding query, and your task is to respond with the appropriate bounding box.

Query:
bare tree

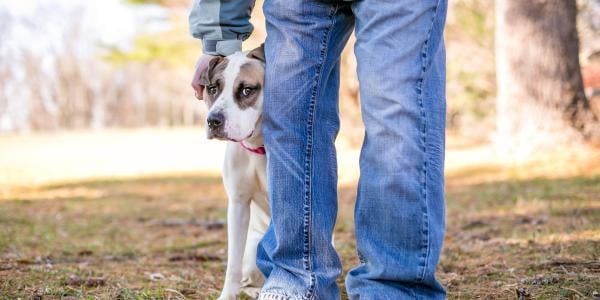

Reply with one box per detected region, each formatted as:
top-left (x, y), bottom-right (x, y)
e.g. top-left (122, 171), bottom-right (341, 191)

top-left (0, 2), bottom-right (203, 133)
top-left (495, 0), bottom-right (600, 154)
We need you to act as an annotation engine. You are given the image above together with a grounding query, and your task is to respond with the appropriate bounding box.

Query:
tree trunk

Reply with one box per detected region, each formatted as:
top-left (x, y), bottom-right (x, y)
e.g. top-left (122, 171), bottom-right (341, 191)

top-left (495, 0), bottom-right (600, 155)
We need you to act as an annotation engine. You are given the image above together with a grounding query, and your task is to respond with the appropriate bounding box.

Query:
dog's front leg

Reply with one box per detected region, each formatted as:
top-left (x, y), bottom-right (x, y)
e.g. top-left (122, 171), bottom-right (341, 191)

top-left (219, 197), bottom-right (250, 300)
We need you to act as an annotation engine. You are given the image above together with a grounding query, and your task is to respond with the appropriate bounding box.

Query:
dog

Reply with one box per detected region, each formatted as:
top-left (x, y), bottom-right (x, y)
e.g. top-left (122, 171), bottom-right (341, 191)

top-left (199, 45), bottom-right (270, 300)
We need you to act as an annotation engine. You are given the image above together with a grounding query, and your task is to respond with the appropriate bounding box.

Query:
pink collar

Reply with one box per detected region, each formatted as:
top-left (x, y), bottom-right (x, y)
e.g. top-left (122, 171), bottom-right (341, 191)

top-left (239, 141), bottom-right (266, 155)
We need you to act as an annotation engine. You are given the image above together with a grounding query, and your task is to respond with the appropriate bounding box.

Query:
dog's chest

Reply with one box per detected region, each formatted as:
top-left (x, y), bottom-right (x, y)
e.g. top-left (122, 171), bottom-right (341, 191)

top-left (223, 142), bottom-right (267, 197)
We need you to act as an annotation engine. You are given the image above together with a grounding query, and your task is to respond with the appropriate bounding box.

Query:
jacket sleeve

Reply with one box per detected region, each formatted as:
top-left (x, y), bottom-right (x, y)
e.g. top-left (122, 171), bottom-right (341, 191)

top-left (189, 0), bottom-right (255, 56)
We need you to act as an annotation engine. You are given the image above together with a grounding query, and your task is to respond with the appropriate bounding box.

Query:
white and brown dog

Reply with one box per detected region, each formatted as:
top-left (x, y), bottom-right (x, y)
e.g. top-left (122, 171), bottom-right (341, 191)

top-left (200, 45), bottom-right (270, 300)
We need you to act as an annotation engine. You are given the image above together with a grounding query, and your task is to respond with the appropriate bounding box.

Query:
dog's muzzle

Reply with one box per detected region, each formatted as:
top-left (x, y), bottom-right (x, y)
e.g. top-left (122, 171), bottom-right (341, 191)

top-left (207, 112), bottom-right (227, 139)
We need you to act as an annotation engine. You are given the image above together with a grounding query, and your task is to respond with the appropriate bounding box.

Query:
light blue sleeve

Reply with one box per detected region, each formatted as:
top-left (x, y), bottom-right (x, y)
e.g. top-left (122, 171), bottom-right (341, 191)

top-left (189, 0), bottom-right (256, 56)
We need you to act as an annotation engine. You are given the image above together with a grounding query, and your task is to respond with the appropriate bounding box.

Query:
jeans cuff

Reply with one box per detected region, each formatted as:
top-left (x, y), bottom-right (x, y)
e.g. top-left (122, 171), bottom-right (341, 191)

top-left (257, 289), bottom-right (304, 300)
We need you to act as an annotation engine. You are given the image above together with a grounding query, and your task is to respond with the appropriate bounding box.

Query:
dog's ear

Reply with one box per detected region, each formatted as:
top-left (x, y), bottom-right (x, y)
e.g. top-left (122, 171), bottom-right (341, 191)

top-left (247, 44), bottom-right (265, 63)
top-left (200, 56), bottom-right (224, 86)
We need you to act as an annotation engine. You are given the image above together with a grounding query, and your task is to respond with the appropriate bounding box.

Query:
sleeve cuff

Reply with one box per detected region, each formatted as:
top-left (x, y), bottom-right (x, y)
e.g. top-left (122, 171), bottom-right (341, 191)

top-left (202, 39), bottom-right (242, 56)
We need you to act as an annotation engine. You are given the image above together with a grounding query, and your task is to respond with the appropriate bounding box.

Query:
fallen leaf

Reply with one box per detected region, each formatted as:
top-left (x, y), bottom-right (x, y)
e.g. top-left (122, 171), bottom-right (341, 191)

top-left (461, 220), bottom-right (490, 230)
top-left (85, 277), bottom-right (106, 287)
top-left (65, 275), bottom-right (106, 287)
top-left (180, 288), bottom-right (196, 295)
top-left (168, 253), bottom-right (221, 262)
top-left (65, 275), bottom-right (84, 286)
top-left (516, 287), bottom-right (531, 300)
top-left (77, 249), bottom-right (93, 256)
top-left (149, 272), bottom-right (165, 281)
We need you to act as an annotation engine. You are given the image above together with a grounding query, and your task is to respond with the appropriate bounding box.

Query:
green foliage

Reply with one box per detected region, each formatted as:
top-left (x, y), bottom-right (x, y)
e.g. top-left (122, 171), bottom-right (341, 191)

top-left (445, 0), bottom-right (497, 133)
top-left (449, 0), bottom-right (495, 46)
top-left (103, 32), bottom-right (199, 69)
top-left (125, 0), bottom-right (164, 5)
top-left (124, 0), bottom-right (188, 8)
top-left (102, 7), bottom-right (200, 69)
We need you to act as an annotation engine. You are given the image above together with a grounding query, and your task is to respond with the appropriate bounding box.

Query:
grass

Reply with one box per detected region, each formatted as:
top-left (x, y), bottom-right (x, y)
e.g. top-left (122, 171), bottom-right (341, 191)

top-left (440, 177), bottom-right (600, 299)
top-left (0, 131), bottom-right (599, 299)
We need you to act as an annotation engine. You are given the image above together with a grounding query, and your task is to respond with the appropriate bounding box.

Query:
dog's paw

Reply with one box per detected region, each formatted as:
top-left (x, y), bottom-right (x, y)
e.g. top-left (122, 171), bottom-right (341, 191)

top-left (217, 292), bottom-right (238, 300)
top-left (240, 286), bottom-right (261, 299)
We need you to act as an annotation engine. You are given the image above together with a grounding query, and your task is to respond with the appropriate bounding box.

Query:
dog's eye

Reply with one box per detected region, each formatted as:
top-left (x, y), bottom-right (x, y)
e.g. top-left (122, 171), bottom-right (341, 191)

top-left (207, 86), bottom-right (218, 96)
top-left (242, 87), bottom-right (254, 97)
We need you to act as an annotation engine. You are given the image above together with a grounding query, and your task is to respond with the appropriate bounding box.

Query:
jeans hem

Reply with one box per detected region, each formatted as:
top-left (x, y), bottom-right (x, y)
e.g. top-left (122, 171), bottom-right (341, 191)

top-left (258, 291), bottom-right (304, 300)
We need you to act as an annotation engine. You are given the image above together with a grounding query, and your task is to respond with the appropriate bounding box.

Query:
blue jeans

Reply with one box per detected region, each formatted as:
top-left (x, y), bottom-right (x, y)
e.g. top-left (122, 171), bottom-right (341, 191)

top-left (257, 0), bottom-right (447, 299)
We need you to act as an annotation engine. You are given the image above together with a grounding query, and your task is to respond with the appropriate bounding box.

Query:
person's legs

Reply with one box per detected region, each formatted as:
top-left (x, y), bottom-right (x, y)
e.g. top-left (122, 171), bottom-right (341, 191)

top-left (345, 0), bottom-right (448, 299)
top-left (257, 1), bottom-right (354, 299)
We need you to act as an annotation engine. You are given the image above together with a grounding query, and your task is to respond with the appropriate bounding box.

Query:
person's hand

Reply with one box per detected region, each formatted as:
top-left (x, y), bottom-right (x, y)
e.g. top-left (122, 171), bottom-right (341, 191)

top-left (191, 54), bottom-right (217, 100)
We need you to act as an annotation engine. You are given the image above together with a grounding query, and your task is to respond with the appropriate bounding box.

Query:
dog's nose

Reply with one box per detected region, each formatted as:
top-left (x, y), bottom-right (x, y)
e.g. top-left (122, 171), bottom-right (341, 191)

top-left (207, 113), bottom-right (224, 130)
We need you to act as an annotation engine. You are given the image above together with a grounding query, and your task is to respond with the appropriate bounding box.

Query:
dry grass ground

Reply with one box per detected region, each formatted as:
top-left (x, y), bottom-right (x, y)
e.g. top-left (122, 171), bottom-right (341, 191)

top-left (0, 129), bottom-right (599, 299)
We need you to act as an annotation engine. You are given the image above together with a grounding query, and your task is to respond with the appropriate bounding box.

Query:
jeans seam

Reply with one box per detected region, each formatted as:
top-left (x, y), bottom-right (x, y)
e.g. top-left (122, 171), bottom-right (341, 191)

top-left (415, 0), bottom-right (441, 285)
top-left (301, 3), bottom-right (339, 300)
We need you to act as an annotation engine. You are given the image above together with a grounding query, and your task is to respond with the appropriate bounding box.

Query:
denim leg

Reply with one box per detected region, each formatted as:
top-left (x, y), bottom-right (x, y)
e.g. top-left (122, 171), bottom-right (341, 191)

top-left (345, 0), bottom-right (448, 299)
top-left (257, 1), bottom-right (354, 299)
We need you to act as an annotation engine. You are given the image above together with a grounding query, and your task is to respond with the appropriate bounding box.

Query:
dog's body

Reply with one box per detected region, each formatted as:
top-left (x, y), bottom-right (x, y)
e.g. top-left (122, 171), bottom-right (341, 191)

top-left (200, 47), bottom-right (270, 300)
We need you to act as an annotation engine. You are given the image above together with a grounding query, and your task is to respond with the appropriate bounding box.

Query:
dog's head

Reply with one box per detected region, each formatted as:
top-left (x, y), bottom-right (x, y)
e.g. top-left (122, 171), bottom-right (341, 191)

top-left (200, 45), bottom-right (265, 142)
